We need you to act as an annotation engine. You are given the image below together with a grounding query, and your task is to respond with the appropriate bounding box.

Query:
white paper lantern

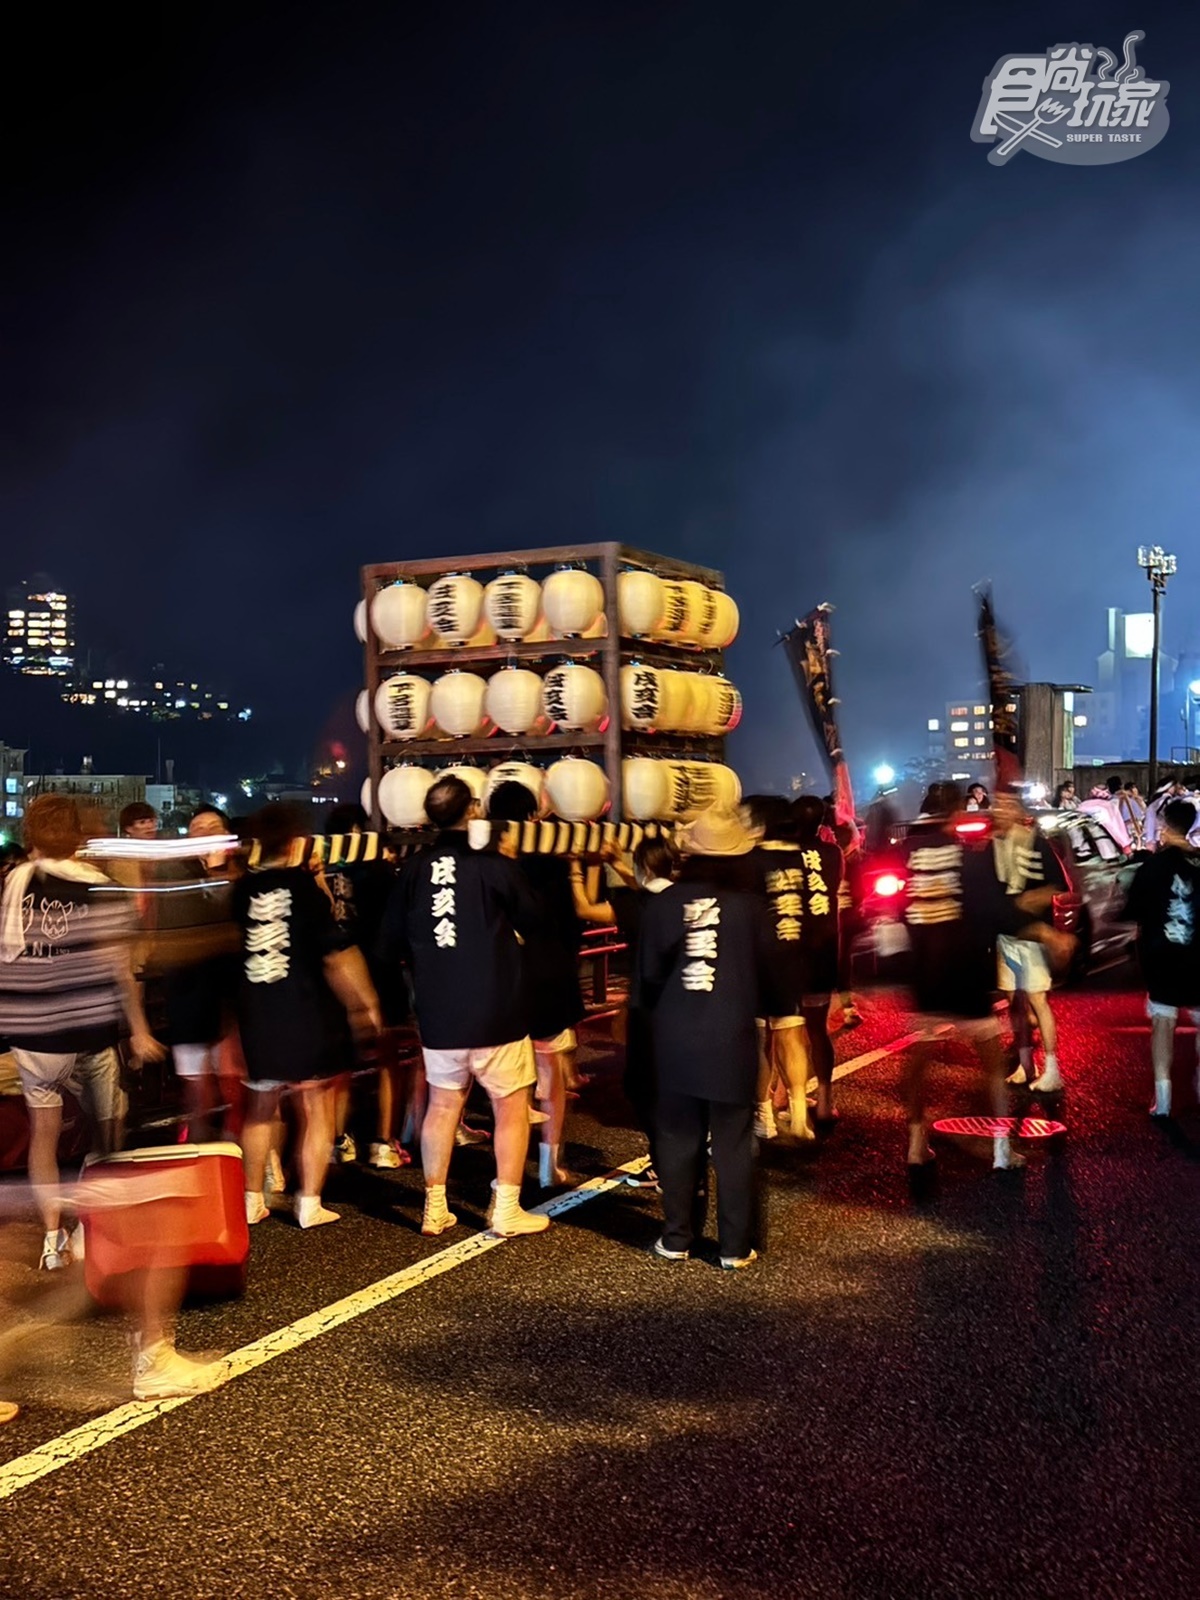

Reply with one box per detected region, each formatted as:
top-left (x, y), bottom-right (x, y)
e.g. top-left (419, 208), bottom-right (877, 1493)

top-left (657, 669), bottom-right (700, 732)
top-left (617, 570), bottom-right (665, 637)
top-left (485, 667), bottom-right (545, 735)
top-left (379, 766), bottom-right (436, 828)
top-left (430, 671), bottom-right (489, 737)
top-left (620, 663), bottom-right (664, 731)
top-left (656, 580), bottom-right (707, 644)
top-left (426, 574), bottom-right (484, 645)
top-left (361, 777), bottom-right (373, 813)
top-left (434, 765), bottom-right (488, 802)
top-left (542, 567), bottom-right (604, 637)
top-left (622, 758), bottom-right (676, 822)
top-left (702, 677), bottom-right (743, 735)
top-left (485, 761), bottom-right (545, 813)
top-left (374, 674), bottom-right (433, 740)
top-left (546, 759), bottom-right (611, 823)
top-left (356, 690), bottom-right (371, 734)
top-left (677, 762), bottom-right (742, 818)
top-left (542, 664), bottom-right (608, 731)
top-left (371, 582), bottom-right (430, 649)
top-left (484, 573), bottom-right (542, 641)
top-left (699, 589), bottom-right (739, 649)
top-left (353, 600), bottom-right (367, 644)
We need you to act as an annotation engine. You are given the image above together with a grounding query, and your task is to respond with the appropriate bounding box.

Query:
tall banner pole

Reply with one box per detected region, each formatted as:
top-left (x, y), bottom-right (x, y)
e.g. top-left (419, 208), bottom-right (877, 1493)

top-left (779, 604), bottom-right (858, 835)
top-left (976, 586), bottom-right (1023, 791)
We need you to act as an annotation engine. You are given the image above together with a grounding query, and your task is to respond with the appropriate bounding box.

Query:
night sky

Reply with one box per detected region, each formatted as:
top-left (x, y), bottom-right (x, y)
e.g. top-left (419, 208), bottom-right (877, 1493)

top-left (6, 2), bottom-right (1199, 796)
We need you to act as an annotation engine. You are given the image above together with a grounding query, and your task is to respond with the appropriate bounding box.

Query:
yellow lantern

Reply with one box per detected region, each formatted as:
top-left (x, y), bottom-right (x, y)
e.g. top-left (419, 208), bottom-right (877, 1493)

top-left (353, 599), bottom-right (367, 644)
top-left (426, 573), bottom-right (484, 645)
top-left (434, 765), bottom-right (488, 802)
top-left (656, 669), bottom-right (699, 732)
top-left (699, 589), bottom-right (739, 649)
top-left (485, 761), bottom-right (545, 813)
top-left (617, 570), bottom-right (665, 637)
top-left (374, 674), bottom-right (433, 740)
top-left (546, 759), bottom-right (611, 822)
top-left (622, 758), bottom-right (675, 822)
top-left (485, 667), bottom-right (545, 735)
top-left (523, 613), bottom-right (553, 643)
top-left (542, 567), bottom-right (604, 637)
top-left (703, 677), bottom-right (743, 735)
top-left (542, 664), bottom-right (607, 731)
top-left (371, 582), bottom-right (430, 649)
top-left (430, 671), bottom-right (489, 737)
top-left (620, 663), bottom-right (664, 731)
top-left (484, 573), bottom-right (542, 641)
top-left (656, 579), bottom-right (708, 644)
top-left (677, 762), bottom-right (742, 818)
top-left (379, 766), bottom-right (436, 828)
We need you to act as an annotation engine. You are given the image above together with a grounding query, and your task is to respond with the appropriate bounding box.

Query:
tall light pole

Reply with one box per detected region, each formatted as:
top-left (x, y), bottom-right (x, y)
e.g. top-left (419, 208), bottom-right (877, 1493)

top-left (1138, 544), bottom-right (1177, 797)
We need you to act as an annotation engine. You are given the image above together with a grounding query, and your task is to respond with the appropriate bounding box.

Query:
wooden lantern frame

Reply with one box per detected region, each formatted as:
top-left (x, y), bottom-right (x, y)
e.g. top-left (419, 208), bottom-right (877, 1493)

top-left (360, 542), bottom-right (733, 827)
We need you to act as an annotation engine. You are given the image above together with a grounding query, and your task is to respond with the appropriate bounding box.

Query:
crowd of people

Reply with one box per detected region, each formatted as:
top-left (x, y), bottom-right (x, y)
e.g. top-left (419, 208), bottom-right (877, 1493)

top-left (2, 764), bottom-right (1197, 1411)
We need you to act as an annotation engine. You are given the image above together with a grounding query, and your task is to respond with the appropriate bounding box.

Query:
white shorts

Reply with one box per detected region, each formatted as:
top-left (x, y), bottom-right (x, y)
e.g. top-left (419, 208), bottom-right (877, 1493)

top-left (755, 1016), bottom-right (805, 1032)
top-left (422, 1038), bottom-right (536, 1099)
top-left (533, 1029), bottom-right (577, 1055)
top-left (12, 1047), bottom-right (124, 1121)
top-left (1146, 1000), bottom-right (1200, 1024)
top-left (997, 934), bottom-right (1052, 995)
top-left (172, 1043), bottom-right (220, 1079)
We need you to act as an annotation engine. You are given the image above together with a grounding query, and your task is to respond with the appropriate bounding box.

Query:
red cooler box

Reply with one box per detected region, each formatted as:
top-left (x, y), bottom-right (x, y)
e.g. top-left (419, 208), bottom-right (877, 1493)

top-left (81, 1142), bottom-right (250, 1307)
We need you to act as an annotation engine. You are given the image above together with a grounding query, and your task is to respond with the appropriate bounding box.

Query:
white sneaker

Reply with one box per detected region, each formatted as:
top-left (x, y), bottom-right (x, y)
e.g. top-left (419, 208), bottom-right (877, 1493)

top-left (788, 1096), bottom-right (816, 1141)
top-left (1006, 1066), bottom-right (1028, 1086)
top-left (993, 1136), bottom-right (1026, 1171)
top-left (264, 1149), bottom-right (285, 1195)
top-left (369, 1140), bottom-right (402, 1169)
top-left (420, 1187), bottom-right (458, 1236)
top-left (653, 1238), bottom-right (690, 1261)
top-left (294, 1195), bottom-right (340, 1229)
top-left (39, 1229), bottom-right (70, 1271)
top-left (69, 1222), bottom-right (86, 1262)
top-left (487, 1180), bottom-right (550, 1236)
top-left (1030, 1062), bottom-right (1064, 1093)
top-left (719, 1248), bottom-right (759, 1270)
top-left (754, 1101), bottom-right (778, 1140)
top-left (332, 1133), bottom-right (357, 1164)
top-left (245, 1191), bottom-right (269, 1225)
top-left (132, 1340), bottom-right (223, 1401)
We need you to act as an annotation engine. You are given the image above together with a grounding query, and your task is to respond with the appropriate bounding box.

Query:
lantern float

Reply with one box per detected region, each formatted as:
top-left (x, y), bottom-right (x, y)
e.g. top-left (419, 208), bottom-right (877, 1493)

top-left (542, 663), bottom-right (608, 731)
top-left (374, 674), bottom-right (433, 740)
top-left (430, 671), bottom-right (489, 737)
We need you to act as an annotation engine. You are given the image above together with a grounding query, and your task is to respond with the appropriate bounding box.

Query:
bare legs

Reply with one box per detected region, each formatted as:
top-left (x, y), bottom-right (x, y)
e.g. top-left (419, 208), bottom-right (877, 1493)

top-left (27, 1104), bottom-right (64, 1236)
top-left (535, 1050), bottom-right (570, 1185)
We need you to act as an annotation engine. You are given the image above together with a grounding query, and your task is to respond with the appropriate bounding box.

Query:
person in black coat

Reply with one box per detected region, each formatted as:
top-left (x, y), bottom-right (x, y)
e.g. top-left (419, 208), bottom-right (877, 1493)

top-left (485, 781), bottom-right (587, 1189)
top-left (634, 807), bottom-right (781, 1269)
top-left (379, 776), bottom-right (550, 1239)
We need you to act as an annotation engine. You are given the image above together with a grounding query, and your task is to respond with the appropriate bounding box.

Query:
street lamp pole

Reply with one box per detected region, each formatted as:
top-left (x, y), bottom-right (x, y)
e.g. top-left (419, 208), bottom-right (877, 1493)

top-left (1137, 545), bottom-right (1177, 798)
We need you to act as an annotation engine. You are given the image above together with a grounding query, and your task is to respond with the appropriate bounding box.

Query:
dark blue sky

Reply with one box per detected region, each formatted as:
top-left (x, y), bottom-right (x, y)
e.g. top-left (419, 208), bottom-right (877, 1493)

top-left (5, 2), bottom-right (1198, 794)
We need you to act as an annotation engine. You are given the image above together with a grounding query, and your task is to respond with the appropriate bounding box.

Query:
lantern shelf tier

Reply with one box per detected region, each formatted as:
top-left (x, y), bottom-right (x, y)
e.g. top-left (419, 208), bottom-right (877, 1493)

top-left (360, 543), bottom-right (737, 827)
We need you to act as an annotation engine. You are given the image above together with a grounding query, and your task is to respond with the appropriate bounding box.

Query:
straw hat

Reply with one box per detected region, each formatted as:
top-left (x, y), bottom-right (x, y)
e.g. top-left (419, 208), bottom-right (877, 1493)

top-left (679, 807), bottom-right (755, 857)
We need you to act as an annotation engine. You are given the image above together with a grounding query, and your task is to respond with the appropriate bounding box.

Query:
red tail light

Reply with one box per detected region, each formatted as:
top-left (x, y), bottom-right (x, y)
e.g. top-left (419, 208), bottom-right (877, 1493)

top-left (873, 872), bottom-right (905, 898)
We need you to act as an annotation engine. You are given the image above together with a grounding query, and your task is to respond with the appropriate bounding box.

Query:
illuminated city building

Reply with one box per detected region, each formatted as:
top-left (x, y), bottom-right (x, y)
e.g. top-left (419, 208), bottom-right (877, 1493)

top-left (3, 576), bottom-right (75, 676)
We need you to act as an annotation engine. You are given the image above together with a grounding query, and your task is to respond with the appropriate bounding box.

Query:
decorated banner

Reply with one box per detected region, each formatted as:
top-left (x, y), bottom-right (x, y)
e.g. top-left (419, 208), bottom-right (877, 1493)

top-left (779, 605), bottom-right (857, 831)
top-left (976, 587), bottom-right (1023, 790)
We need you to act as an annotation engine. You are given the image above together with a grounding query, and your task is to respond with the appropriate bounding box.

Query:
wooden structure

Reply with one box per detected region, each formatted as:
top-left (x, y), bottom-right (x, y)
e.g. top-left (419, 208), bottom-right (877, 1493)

top-left (359, 543), bottom-right (733, 828)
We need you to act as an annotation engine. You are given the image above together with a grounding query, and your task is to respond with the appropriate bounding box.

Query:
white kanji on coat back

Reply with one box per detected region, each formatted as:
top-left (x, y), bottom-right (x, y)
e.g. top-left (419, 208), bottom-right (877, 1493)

top-left (246, 888), bottom-right (292, 984)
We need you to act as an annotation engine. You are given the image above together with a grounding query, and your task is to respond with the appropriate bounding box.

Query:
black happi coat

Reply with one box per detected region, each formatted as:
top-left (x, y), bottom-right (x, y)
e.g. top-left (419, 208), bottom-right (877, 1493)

top-left (901, 826), bottom-right (1032, 1020)
top-left (381, 831), bottom-right (545, 1051)
top-left (158, 860), bottom-right (237, 1046)
top-left (325, 854), bottom-right (408, 1027)
top-left (634, 857), bottom-right (780, 1104)
top-left (1122, 845), bottom-right (1200, 1008)
top-left (516, 855), bottom-right (585, 1040)
top-left (232, 865), bottom-right (352, 1084)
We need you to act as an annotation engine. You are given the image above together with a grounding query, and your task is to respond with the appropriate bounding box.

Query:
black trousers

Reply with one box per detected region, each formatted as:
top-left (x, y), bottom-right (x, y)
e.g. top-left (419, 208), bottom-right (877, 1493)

top-left (655, 1094), bottom-right (755, 1260)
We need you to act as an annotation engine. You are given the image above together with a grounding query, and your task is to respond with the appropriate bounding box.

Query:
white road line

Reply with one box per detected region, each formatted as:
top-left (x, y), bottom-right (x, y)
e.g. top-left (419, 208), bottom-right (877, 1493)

top-left (0, 1161), bottom-right (647, 1504)
top-left (0, 1030), bottom-right (915, 1506)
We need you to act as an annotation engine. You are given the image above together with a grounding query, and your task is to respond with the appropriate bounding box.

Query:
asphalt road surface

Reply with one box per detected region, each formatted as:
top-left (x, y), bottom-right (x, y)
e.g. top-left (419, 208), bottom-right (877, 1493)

top-left (2, 975), bottom-right (1198, 1600)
